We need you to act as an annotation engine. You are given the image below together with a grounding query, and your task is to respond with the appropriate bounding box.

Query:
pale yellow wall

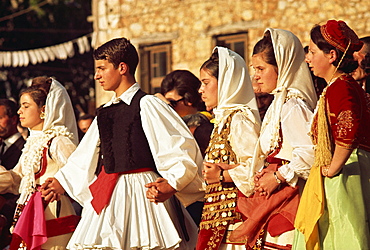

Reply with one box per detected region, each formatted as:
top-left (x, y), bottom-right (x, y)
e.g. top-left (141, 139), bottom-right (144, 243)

top-left (91, 0), bottom-right (370, 106)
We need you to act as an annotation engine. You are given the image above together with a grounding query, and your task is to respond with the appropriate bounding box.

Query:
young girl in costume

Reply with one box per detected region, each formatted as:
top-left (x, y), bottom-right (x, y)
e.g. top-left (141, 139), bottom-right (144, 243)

top-left (229, 29), bottom-right (317, 250)
top-left (294, 19), bottom-right (370, 250)
top-left (196, 47), bottom-right (261, 250)
top-left (0, 77), bottom-right (79, 249)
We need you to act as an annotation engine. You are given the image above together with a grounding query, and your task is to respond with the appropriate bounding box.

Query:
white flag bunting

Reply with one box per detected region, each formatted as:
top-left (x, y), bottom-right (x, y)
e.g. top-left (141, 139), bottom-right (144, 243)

top-left (0, 34), bottom-right (92, 68)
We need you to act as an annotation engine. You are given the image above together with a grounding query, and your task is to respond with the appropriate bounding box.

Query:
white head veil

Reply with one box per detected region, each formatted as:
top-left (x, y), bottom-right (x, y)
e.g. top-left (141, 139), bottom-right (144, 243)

top-left (261, 29), bottom-right (317, 152)
top-left (18, 78), bottom-right (78, 204)
top-left (43, 79), bottom-right (78, 145)
top-left (213, 47), bottom-right (260, 125)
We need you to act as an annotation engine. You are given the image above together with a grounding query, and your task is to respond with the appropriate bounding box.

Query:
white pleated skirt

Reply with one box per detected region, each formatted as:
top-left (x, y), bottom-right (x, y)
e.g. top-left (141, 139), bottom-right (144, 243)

top-left (67, 171), bottom-right (198, 250)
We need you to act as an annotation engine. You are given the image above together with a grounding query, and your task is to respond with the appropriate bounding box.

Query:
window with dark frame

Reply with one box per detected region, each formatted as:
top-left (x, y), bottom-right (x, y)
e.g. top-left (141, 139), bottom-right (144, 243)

top-left (215, 32), bottom-right (249, 64)
top-left (139, 43), bottom-right (171, 94)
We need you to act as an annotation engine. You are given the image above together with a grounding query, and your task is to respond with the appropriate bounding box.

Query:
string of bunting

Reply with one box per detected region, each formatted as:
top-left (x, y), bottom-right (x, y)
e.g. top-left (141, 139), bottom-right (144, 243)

top-left (0, 33), bottom-right (92, 68)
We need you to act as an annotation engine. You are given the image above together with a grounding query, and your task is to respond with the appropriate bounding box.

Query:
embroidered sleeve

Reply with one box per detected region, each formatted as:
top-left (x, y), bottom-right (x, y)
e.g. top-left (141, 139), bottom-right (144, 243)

top-left (326, 78), bottom-right (361, 149)
top-left (336, 110), bottom-right (354, 138)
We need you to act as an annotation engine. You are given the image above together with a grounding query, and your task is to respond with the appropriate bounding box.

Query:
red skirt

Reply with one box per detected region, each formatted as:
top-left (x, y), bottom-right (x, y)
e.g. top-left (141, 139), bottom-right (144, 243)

top-left (230, 158), bottom-right (299, 249)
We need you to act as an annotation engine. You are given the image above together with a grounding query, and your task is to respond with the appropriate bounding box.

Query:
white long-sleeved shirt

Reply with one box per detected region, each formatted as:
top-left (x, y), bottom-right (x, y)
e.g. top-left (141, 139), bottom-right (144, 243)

top-left (55, 83), bottom-right (205, 207)
top-left (259, 97), bottom-right (315, 186)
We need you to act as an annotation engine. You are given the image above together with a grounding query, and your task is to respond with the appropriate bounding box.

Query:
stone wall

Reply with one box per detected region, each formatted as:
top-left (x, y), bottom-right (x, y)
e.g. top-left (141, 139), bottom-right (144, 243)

top-left (91, 0), bottom-right (370, 105)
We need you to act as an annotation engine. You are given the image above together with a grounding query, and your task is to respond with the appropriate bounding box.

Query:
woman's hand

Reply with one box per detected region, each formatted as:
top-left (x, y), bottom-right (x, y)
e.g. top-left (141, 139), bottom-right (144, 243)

top-left (254, 169), bottom-right (282, 198)
top-left (40, 177), bottom-right (65, 202)
top-left (321, 164), bottom-right (343, 177)
top-left (202, 162), bottom-right (222, 184)
top-left (253, 171), bottom-right (265, 194)
top-left (321, 165), bottom-right (330, 177)
top-left (322, 146), bottom-right (352, 177)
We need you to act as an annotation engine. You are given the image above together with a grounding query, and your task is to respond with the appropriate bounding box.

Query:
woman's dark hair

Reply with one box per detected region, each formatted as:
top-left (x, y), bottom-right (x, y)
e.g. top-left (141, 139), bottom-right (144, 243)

top-left (161, 70), bottom-right (204, 110)
top-left (362, 53), bottom-right (370, 74)
top-left (252, 31), bottom-right (278, 68)
top-left (20, 76), bottom-right (52, 108)
top-left (363, 53), bottom-right (370, 94)
top-left (200, 49), bottom-right (219, 80)
top-left (304, 45), bottom-right (309, 54)
top-left (310, 25), bottom-right (358, 73)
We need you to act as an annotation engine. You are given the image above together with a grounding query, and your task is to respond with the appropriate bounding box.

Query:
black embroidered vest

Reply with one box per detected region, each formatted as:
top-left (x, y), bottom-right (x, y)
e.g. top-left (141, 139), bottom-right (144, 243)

top-left (96, 90), bottom-right (156, 174)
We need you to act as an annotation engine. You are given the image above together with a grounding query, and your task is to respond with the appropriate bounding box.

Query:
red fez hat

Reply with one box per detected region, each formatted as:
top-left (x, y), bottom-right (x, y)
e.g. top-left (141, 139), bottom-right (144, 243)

top-left (320, 20), bottom-right (363, 54)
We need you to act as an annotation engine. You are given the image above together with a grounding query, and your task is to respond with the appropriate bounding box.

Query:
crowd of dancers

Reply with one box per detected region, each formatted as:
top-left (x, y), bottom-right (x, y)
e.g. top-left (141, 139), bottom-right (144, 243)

top-left (0, 19), bottom-right (369, 250)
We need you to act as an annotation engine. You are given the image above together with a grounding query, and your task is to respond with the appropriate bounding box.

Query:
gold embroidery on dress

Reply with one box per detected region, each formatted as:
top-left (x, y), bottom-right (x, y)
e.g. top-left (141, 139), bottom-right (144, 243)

top-left (205, 114), bottom-right (238, 165)
top-left (336, 140), bottom-right (354, 149)
top-left (201, 183), bottom-right (239, 230)
top-left (200, 110), bottom-right (241, 231)
top-left (205, 227), bottom-right (223, 249)
top-left (336, 110), bottom-right (354, 138)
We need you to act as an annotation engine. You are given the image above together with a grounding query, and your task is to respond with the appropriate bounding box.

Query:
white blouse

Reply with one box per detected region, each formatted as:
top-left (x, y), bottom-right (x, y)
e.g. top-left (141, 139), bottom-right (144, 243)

top-left (259, 97), bottom-right (315, 186)
top-left (0, 132), bottom-right (76, 196)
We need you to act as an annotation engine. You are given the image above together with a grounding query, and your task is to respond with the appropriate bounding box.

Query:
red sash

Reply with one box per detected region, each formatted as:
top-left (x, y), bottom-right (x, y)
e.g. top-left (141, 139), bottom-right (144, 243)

top-left (89, 166), bottom-right (154, 214)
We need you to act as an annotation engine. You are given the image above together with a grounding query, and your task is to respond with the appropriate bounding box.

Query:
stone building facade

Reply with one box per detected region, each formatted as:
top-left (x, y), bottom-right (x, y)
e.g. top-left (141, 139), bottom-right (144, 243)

top-left (91, 0), bottom-right (370, 105)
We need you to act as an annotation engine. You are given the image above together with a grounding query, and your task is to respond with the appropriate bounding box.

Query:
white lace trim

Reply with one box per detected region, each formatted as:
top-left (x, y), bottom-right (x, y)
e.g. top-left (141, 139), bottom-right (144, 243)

top-left (18, 126), bottom-right (74, 204)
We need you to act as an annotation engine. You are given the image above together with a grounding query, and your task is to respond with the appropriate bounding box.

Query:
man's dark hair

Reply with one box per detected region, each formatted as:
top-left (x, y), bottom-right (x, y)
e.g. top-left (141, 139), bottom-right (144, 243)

top-left (93, 37), bottom-right (139, 76)
top-left (0, 99), bottom-right (18, 118)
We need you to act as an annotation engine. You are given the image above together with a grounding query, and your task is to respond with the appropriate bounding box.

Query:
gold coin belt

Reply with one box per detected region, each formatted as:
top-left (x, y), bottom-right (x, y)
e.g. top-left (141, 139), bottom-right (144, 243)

top-left (200, 182), bottom-right (240, 230)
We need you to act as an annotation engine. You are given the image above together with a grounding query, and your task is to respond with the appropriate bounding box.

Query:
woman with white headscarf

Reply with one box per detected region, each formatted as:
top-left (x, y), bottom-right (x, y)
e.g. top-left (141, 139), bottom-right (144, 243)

top-left (196, 47), bottom-right (261, 250)
top-left (229, 29), bottom-right (318, 250)
top-left (0, 77), bottom-right (79, 249)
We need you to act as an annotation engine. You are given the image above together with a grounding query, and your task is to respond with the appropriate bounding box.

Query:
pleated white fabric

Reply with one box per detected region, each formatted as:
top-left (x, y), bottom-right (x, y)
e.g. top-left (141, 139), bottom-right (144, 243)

top-left (67, 171), bottom-right (198, 250)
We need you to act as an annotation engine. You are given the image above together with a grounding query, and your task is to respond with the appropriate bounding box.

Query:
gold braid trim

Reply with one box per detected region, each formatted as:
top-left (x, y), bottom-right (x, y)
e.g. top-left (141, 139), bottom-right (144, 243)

top-left (311, 90), bottom-right (333, 171)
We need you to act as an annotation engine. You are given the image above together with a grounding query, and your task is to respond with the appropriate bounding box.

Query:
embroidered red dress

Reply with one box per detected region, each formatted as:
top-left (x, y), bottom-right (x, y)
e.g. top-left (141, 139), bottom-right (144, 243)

top-left (196, 110), bottom-right (244, 250)
top-left (317, 75), bottom-right (370, 249)
top-left (294, 75), bottom-right (370, 249)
